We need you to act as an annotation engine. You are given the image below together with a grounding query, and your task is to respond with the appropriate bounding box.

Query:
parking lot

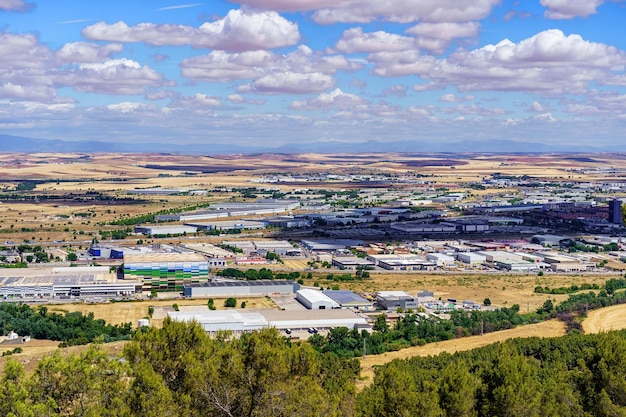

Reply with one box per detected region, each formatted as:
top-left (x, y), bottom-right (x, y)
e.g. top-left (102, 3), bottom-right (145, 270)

top-left (270, 294), bottom-right (307, 311)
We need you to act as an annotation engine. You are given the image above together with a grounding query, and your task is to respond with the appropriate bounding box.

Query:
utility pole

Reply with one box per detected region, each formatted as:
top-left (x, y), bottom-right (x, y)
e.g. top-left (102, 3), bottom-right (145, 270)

top-left (363, 337), bottom-right (367, 359)
top-left (480, 321), bottom-right (483, 336)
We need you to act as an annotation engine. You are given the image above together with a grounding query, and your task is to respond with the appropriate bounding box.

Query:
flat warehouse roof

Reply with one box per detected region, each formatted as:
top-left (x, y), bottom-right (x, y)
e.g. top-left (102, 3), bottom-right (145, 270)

top-left (168, 308), bottom-right (368, 330)
top-left (297, 289), bottom-right (337, 304)
top-left (124, 252), bottom-right (207, 262)
top-left (0, 270), bottom-right (128, 287)
top-left (322, 290), bottom-right (370, 305)
top-left (377, 291), bottom-right (414, 300)
top-left (185, 280), bottom-right (295, 288)
top-left (258, 308), bottom-right (365, 322)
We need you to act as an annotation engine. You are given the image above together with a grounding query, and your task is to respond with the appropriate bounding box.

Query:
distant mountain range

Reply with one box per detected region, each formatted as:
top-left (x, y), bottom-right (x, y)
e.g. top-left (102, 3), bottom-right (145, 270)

top-left (0, 134), bottom-right (609, 154)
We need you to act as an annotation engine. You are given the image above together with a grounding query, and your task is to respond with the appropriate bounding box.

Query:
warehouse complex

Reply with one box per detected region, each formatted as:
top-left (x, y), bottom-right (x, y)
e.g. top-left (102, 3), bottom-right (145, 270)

top-left (183, 280), bottom-right (299, 297)
top-left (123, 252), bottom-right (209, 291)
top-left (168, 308), bottom-right (368, 333)
top-left (322, 290), bottom-right (373, 311)
top-left (296, 289), bottom-right (340, 309)
top-left (376, 291), bottom-right (418, 310)
top-left (155, 200), bottom-right (300, 222)
top-left (0, 266), bottom-right (140, 299)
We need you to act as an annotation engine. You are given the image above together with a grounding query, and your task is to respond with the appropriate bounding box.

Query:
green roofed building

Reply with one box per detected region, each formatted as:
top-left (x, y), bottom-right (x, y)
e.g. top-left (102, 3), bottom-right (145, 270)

top-left (123, 252), bottom-right (209, 291)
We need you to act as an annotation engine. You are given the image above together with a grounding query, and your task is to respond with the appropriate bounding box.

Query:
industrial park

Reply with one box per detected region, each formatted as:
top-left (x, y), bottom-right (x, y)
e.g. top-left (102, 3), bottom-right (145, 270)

top-left (1, 153), bottom-right (626, 341)
top-left (1, 153), bottom-right (626, 416)
top-left (4, 0), bottom-right (626, 413)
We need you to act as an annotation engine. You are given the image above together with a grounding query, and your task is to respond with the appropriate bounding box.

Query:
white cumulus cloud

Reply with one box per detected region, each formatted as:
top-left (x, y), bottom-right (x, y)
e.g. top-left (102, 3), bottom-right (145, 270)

top-left (540, 0), bottom-right (607, 19)
top-left (336, 27), bottom-right (415, 53)
top-left (82, 9), bottom-right (299, 51)
top-left (290, 88), bottom-right (366, 110)
top-left (406, 22), bottom-right (480, 54)
top-left (58, 58), bottom-right (173, 95)
top-left (56, 42), bottom-right (123, 63)
top-left (0, 0), bottom-right (35, 12)
top-left (241, 72), bottom-right (334, 94)
top-left (235, 0), bottom-right (499, 24)
top-left (370, 29), bottom-right (626, 94)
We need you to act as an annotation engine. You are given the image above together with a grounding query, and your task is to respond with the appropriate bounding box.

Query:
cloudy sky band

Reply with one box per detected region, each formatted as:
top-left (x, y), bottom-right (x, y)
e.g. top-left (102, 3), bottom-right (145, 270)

top-left (0, 0), bottom-right (625, 148)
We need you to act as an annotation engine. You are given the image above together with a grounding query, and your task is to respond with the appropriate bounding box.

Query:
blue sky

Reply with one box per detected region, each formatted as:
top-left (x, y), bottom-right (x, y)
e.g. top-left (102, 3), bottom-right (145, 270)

top-left (1, 0), bottom-right (626, 149)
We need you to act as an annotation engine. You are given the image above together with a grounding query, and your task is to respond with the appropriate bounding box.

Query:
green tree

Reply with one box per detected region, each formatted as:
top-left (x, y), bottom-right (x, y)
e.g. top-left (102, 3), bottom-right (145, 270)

top-left (439, 361), bottom-right (479, 417)
top-left (29, 344), bottom-right (131, 416)
top-left (372, 314), bottom-right (389, 334)
top-left (480, 345), bottom-right (542, 416)
top-left (224, 297), bottom-right (237, 308)
top-left (127, 362), bottom-right (180, 417)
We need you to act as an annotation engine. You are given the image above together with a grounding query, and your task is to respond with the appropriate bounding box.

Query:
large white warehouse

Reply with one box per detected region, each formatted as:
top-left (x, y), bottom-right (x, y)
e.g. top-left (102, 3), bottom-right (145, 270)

top-left (168, 308), bottom-right (368, 333)
top-left (296, 289), bottom-right (340, 310)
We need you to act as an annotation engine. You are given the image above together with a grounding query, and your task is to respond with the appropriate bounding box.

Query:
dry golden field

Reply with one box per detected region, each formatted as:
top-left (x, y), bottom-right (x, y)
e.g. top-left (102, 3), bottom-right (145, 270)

top-left (0, 151), bottom-right (624, 244)
top-left (356, 319), bottom-right (567, 390)
top-left (305, 271), bottom-right (617, 311)
top-left (45, 296), bottom-right (278, 327)
top-left (0, 297), bottom-right (277, 368)
top-left (582, 303), bottom-right (626, 333)
top-left (0, 339), bottom-right (127, 376)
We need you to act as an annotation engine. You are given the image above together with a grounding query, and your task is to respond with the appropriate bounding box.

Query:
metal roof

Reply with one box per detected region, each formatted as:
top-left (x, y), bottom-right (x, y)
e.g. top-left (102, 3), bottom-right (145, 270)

top-left (322, 290), bottom-right (370, 305)
top-left (184, 280), bottom-right (295, 288)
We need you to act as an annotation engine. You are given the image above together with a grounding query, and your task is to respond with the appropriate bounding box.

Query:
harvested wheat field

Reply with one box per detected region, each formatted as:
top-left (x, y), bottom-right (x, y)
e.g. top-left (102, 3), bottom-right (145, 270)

top-left (582, 303), bottom-right (626, 334)
top-left (332, 271), bottom-right (615, 312)
top-left (356, 319), bottom-right (566, 391)
top-left (0, 340), bottom-right (127, 376)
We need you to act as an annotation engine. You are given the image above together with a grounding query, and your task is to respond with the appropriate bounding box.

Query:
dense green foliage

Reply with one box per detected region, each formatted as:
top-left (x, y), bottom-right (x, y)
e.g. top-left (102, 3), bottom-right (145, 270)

top-left (5, 321), bottom-right (626, 415)
top-left (265, 251), bottom-right (283, 263)
top-left (216, 267), bottom-right (301, 281)
top-left (535, 283), bottom-right (600, 294)
top-left (15, 181), bottom-right (38, 191)
top-left (311, 305), bottom-right (532, 359)
top-left (358, 330), bottom-right (626, 416)
top-left (0, 304), bottom-right (132, 346)
top-left (109, 213), bottom-right (155, 226)
top-left (218, 244), bottom-right (243, 254)
top-left (0, 320), bottom-right (361, 416)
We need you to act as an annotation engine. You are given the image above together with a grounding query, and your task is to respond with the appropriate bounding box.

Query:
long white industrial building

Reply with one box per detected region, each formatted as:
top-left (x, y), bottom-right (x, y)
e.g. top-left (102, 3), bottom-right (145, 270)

top-left (0, 266), bottom-right (140, 299)
top-left (168, 308), bottom-right (368, 333)
top-left (183, 280), bottom-right (299, 297)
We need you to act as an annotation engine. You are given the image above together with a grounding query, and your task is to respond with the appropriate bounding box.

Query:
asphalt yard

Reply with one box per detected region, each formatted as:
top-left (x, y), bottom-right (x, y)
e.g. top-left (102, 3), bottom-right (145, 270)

top-left (270, 294), bottom-right (307, 311)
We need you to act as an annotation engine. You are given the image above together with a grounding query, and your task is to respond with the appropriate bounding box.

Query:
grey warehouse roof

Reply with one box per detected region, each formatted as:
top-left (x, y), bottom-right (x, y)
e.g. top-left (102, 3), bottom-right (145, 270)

top-left (322, 290), bottom-right (370, 305)
top-left (184, 280), bottom-right (296, 288)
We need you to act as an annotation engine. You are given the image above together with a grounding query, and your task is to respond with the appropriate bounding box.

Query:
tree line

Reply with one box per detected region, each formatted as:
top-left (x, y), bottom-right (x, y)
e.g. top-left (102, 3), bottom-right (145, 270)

top-left (308, 304), bottom-right (531, 359)
top-left (310, 277), bottom-right (626, 359)
top-left (0, 303), bottom-right (132, 346)
top-left (5, 320), bottom-right (626, 415)
top-left (1, 320), bottom-right (359, 417)
top-left (216, 267), bottom-right (301, 281)
top-left (358, 330), bottom-right (626, 416)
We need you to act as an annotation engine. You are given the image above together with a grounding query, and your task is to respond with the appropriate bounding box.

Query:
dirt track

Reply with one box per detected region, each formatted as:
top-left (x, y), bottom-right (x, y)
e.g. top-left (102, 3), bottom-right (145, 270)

top-left (582, 304), bottom-right (626, 333)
